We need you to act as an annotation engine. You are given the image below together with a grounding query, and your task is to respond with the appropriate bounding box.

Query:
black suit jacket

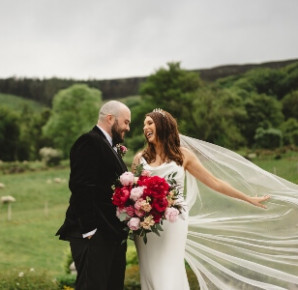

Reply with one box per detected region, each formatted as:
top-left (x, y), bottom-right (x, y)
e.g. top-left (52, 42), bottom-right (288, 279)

top-left (56, 126), bottom-right (128, 241)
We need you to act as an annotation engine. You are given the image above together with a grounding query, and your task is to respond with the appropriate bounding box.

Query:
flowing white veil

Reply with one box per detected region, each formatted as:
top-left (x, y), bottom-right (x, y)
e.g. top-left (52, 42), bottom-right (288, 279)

top-left (180, 134), bottom-right (298, 290)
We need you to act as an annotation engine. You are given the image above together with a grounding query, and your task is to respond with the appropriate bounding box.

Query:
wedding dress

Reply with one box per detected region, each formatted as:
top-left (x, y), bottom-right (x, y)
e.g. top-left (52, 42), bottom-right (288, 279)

top-left (180, 135), bottom-right (298, 290)
top-left (135, 135), bottom-right (298, 290)
top-left (135, 158), bottom-right (190, 290)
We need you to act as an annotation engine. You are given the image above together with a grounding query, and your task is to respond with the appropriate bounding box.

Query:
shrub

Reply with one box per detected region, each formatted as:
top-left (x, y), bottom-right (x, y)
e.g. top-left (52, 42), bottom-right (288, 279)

top-left (280, 118), bottom-right (298, 145)
top-left (126, 245), bottom-right (138, 267)
top-left (0, 269), bottom-right (60, 290)
top-left (124, 265), bottom-right (141, 290)
top-left (56, 274), bottom-right (76, 289)
top-left (39, 147), bottom-right (63, 166)
top-left (63, 249), bottom-right (73, 275)
top-left (254, 127), bottom-right (283, 149)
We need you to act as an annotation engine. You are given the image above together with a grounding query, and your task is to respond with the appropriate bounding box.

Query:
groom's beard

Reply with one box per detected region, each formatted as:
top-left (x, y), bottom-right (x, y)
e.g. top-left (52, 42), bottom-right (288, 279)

top-left (111, 119), bottom-right (124, 146)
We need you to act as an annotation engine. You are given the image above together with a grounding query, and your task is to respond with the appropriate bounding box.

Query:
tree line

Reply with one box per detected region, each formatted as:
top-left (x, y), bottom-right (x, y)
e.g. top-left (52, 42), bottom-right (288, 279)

top-left (0, 59), bottom-right (296, 106)
top-left (0, 61), bottom-right (298, 162)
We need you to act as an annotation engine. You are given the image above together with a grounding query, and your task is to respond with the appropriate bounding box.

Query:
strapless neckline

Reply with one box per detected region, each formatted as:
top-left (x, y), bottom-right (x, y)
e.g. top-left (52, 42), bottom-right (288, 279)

top-left (142, 159), bottom-right (176, 169)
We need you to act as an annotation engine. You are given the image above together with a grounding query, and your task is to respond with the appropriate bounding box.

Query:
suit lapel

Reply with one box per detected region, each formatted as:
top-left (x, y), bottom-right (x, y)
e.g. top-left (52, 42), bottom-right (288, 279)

top-left (92, 126), bottom-right (127, 172)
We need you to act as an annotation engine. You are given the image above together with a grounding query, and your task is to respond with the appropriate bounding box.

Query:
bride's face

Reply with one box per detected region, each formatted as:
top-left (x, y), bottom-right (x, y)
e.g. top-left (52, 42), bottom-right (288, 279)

top-left (143, 116), bottom-right (157, 144)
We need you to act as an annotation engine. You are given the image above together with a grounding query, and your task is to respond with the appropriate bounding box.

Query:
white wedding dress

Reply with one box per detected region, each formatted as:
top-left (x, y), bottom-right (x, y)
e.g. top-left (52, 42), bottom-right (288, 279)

top-left (134, 135), bottom-right (298, 290)
top-left (135, 158), bottom-right (190, 290)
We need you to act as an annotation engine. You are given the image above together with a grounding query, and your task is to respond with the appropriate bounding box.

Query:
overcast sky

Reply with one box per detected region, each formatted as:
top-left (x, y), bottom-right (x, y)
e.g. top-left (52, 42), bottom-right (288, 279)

top-left (0, 0), bottom-right (297, 80)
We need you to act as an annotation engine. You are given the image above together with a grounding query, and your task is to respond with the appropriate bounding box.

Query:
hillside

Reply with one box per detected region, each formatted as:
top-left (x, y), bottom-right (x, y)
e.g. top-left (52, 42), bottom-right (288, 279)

top-left (0, 59), bottom-right (297, 106)
top-left (0, 93), bottom-right (47, 112)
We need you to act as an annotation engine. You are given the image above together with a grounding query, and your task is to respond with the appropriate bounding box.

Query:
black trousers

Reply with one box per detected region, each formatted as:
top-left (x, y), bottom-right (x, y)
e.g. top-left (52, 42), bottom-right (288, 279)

top-left (69, 232), bottom-right (127, 290)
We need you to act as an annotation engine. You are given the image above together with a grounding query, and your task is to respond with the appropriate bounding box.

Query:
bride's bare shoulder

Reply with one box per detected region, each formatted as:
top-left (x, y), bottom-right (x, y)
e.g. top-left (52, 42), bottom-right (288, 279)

top-left (180, 146), bottom-right (193, 158)
top-left (180, 147), bottom-right (197, 168)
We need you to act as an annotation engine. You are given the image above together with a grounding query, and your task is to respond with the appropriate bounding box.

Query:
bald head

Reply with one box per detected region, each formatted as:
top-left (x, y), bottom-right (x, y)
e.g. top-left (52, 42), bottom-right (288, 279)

top-left (98, 100), bottom-right (130, 122)
top-left (97, 100), bottom-right (131, 144)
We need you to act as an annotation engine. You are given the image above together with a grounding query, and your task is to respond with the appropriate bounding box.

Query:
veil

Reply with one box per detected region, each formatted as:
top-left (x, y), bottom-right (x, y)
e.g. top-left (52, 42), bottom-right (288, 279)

top-left (179, 134), bottom-right (298, 290)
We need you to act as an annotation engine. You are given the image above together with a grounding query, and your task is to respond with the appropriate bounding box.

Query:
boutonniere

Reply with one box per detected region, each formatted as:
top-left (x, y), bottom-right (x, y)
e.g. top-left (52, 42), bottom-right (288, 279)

top-left (116, 144), bottom-right (128, 158)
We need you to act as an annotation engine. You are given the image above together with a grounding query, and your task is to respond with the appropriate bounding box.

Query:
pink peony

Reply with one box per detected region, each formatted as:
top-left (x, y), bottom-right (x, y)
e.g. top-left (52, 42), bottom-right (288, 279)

top-left (130, 186), bottom-right (145, 201)
top-left (126, 205), bottom-right (135, 217)
top-left (135, 208), bottom-right (145, 217)
top-left (119, 172), bottom-right (135, 186)
top-left (141, 170), bottom-right (151, 177)
top-left (127, 217), bottom-right (141, 230)
top-left (164, 207), bottom-right (179, 222)
top-left (134, 198), bottom-right (144, 210)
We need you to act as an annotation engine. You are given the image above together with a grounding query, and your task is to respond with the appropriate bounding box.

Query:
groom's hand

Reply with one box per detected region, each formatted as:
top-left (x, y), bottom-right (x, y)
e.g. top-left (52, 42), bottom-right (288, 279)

top-left (87, 235), bottom-right (93, 239)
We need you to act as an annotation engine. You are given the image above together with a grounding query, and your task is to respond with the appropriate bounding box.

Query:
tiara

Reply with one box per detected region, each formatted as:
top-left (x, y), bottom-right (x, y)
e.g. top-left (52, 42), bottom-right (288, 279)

top-left (153, 108), bottom-right (165, 116)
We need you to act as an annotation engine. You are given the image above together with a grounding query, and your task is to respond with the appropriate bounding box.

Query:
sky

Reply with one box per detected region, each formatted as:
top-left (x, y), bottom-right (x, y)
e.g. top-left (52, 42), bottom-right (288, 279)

top-left (0, 0), bottom-right (297, 80)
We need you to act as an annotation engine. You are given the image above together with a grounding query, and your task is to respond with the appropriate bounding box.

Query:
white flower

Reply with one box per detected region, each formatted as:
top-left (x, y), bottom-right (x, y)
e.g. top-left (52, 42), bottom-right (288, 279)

top-left (18, 272), bottom-right (24, 277)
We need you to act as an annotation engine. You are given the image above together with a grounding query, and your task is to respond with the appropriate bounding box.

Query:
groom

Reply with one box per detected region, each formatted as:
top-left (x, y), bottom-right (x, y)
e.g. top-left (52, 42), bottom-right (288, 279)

top-left (56, 100), bottom-right (131, 290)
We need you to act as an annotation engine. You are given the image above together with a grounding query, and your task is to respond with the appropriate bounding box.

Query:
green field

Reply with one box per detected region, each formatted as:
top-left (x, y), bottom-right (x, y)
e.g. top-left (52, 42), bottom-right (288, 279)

top-left (252, 150), bottom-right (298, 184)
top-left (0, 152), bottom-right (297, 286)
top-left (0, 169), bottom-right (70, 276)
top-left (0, 93), bottom-right (46, 112)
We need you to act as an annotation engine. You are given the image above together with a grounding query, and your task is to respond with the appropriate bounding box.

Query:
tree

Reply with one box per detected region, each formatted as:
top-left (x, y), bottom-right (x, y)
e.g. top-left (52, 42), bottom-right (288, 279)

top-left (0, 106), bottom-right (20, 161)
top-left (17, 107), bottom-right (53, 161)
top-left (190, 87), bottom-right (247, 148)
top-left (280, 118), bottom-right (298, 145)
top-left (139, 62), bottom-right (202, 121)
top-left (277, 62), bottom-right (298, 97)
top-left (43, 84), bottom-right (102, 157)
top-left (243, 68), bottom-right (284, 98)
top-left (243, 93), bottom-right (284, 146)
top-left (282, 90), bottom-right (298, 120)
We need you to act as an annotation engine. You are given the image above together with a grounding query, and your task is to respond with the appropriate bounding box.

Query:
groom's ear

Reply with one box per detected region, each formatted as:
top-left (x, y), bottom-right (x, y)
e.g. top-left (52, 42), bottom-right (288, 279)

top-left (106, 114), bottom-right (116, 125)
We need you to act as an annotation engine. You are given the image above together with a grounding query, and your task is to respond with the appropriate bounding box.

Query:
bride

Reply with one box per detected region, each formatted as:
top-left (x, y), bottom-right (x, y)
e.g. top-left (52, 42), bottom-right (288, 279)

top-left (132, 109), bottom-right (298, 290)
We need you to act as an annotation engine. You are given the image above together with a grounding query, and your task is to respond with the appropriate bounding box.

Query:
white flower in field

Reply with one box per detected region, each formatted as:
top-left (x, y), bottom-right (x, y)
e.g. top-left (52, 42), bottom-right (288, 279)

top-left (30, 268), bottom-right (35, 272)
top-left (18, 272), bottom-right (24, 277)
top-left (0, 183), bottom-right (5, 189)
top-left (54, 177), bottom-right (62, 183)
top-left (1, 195), bottom-right (16, 204)
top-left (46, 179), bottom-right (52, 184)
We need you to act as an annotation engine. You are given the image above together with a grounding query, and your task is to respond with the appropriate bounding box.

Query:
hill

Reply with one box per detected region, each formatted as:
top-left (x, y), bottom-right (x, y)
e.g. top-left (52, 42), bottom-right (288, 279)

top-left (0, 93), bottom-right (47, 112)
top-left (0, 59), bottom-right (297, 106)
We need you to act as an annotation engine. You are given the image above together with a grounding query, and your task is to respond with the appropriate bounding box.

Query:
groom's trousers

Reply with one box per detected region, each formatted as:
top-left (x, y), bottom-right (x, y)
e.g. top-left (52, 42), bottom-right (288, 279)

top-left (69, 231), bottom-right (127, 290)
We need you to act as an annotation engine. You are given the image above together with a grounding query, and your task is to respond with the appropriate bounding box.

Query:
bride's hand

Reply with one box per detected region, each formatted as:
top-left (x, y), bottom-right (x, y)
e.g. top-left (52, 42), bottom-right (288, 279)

top-left (248, 194), bottom-right (270, 209)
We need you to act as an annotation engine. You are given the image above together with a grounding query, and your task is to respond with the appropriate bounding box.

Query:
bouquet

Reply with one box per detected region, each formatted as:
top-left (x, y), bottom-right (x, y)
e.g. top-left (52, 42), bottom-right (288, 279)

top-left (112, 164), bottom-right (184, 244)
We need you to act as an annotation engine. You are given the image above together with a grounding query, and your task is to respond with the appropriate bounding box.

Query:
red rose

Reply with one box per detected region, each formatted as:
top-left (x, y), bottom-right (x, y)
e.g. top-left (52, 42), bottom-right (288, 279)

top-left (143, 176), bottom-right (169, 199)
top-left (152, 197), bottom-right (168, 213)
top-left (151, 210), bottom-right (163, 223)
top-left (112, 186), bottom-right (130, 207)
top-left (137, 175), bottom-right (150, 186)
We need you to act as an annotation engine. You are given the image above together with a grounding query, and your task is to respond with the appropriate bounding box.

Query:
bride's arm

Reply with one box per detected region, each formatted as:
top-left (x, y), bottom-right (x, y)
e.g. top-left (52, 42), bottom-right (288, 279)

top-left (131, 151), bottom-right (143, 173)
top-left (181, 147), bottom-right (270, 208)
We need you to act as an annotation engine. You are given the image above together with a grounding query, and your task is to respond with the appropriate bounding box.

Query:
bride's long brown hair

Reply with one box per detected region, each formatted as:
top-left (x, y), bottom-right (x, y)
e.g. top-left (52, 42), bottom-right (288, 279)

top-left (142, 110), bottom-right (183, 166)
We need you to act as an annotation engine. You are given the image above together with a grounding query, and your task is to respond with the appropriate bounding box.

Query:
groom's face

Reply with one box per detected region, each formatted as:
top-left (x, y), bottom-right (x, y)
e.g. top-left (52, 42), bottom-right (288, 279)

top-left (111, 108), bottom-right (131, 145)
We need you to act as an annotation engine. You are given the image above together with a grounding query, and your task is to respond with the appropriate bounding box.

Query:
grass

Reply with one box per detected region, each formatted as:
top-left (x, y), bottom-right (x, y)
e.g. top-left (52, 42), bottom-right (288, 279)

top-left (0, 169), bottom-right (70, 276)
top-left (0, 93), bottom-right (46, 112)
top-left (0, 150), bottom-right (297, 288)
top-left (253, 150), bottom-right (298, 184)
